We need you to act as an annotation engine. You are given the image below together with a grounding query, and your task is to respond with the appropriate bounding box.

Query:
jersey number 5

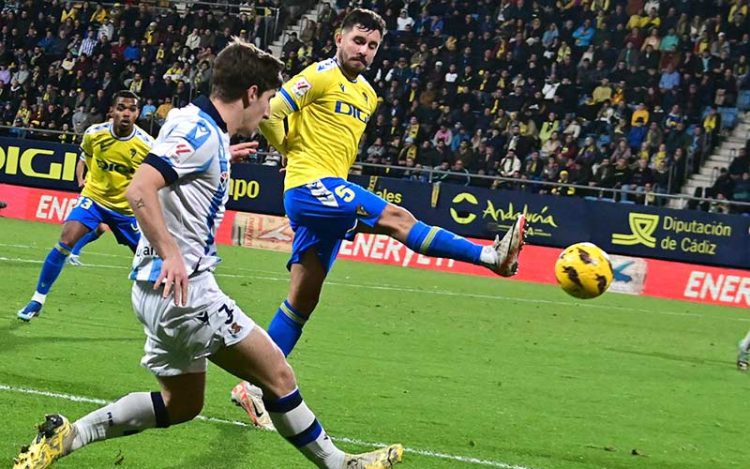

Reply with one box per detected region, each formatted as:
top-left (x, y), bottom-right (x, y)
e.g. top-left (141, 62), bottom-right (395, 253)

top-left (335, 185), bottom-right (355, 203)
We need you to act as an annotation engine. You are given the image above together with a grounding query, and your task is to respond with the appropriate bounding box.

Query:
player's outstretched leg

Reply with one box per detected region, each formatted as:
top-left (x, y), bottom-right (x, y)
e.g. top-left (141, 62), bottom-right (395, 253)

top-left (230, 377), bottom-right (403, 467)
top-left (18, 221), bottom-right (90, 321)
top-left (230, 380), bottom-right (275, 429)
top-left (378, 204), bottom-right (528, 277)
top-left (13, 414), bottom-right (74, 469)
top-left (17, 242), bottom-right (73, 321)
top-left (343, 445), bottom-right (404, 469)
top-left (68, 229), bottom-right (101, 266)
top-left (13, 390), bottom-right (170, 468)
top-left (214, 327), bottom-right (403, 468)
top-left (738, 329), bottom-right (750, 370)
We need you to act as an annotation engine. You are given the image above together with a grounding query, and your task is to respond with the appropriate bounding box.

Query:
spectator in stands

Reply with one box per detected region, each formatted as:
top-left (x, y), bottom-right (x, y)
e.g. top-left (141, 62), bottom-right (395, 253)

top-left (78, 29), bottom-right (97, 56)
top-left (628, 117), bottom-right (648, 151)
top-left (611, 157), bottom-right (633, 200)
top-left (729, 148), bottom-right (749, 180)
top-left (712, 167), bottom-right (736, 200)
top-left (282, 31), bottom-right (303, 58)
top-left (733, 172), bottom-right (750, 211)
top-left (444, 159), bottom-right (470, 186)
top-left (631, 157), bottom-right (656, 193)
top-left (499, 149), bottom-right (522, 179)
top-left (524, 151), bottom-right (544, 184)
top-left (551, 170), bottom-right (575, 196)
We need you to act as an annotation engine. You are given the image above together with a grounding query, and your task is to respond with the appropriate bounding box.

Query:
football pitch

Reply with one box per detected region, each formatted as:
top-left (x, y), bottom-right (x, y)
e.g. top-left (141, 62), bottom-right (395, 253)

top-left (1, 217), bottom-right (748, 469)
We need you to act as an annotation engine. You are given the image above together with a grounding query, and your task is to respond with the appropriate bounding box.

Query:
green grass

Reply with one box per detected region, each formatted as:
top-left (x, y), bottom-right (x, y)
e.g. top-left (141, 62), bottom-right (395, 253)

top-left (1, 217), bottom-right (748, 469)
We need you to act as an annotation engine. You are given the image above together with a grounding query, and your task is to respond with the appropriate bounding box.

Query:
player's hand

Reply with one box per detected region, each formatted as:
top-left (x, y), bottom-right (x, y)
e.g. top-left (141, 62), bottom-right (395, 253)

top-left (229, 141), bottom-right (259, 163)
top-left (155, 254), bottom-right (189, 306)
top-left (77, 179), bottom-right (86, 188)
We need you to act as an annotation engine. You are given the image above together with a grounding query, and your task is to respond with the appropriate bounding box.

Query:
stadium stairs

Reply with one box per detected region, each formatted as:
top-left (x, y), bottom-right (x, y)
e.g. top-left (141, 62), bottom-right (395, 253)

top-left (670, 107), bottom-right (749, 209)
top-left (268, 6), bottom-right (320, 58)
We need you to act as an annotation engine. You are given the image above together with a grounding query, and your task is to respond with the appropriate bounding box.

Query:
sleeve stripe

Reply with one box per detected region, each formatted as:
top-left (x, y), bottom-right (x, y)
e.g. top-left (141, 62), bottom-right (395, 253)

top-left (143, 153), bottom-right (178, 185)
top-left (279, 88), bottom-right (299, 112)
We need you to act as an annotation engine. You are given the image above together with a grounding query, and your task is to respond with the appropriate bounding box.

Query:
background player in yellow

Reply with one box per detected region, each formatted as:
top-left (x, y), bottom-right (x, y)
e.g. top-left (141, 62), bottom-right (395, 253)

top-left (231, 8), bottom-right (527, 420)
top-left (17, 91), bottom-right (153, 321)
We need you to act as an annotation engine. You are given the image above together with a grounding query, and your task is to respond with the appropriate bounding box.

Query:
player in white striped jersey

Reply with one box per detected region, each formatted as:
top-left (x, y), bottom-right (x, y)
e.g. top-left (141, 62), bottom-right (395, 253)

top-left (14, 39), bottom-right (402, 469)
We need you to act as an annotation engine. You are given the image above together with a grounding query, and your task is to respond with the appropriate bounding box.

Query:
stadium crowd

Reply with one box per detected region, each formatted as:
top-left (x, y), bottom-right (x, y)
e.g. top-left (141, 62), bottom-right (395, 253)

top-left (0, 0), bottom-right (749, 211)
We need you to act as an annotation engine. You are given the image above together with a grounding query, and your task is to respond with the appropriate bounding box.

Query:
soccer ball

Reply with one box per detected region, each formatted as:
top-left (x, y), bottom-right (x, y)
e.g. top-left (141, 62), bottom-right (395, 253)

top-left (554, 242), bottom-right (614, 299)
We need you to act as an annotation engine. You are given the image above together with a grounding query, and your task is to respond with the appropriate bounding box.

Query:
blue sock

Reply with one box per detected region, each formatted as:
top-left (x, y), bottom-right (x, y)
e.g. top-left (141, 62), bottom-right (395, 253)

top-left (267, 299), bottom-right (307, 357)
top-left (404, 221), bottom-right (483, 264)
top-left (71, 230), bottom-right (100, 256)
top-left (36, 242), bottom-right (72, 295)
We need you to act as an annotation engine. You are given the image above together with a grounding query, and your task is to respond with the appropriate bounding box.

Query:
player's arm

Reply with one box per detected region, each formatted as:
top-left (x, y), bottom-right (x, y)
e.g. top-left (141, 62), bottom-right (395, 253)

top-left (76, 158), bottom-right (87, 188)
top-left (78, 129), bottom-right (94, 187)
top-left (259, 95), bottom-right (292, 156)
top-left (130, 120), bottom-right (219, 305)
top-left (126, 162), bottom-right (188, 306)
top-left (259, 67), bottom-right (328, 155)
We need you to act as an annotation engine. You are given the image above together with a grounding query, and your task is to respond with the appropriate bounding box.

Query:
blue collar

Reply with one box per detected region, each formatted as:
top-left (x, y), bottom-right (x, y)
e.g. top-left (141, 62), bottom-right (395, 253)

top-left (192, 95), bottom-right (227, 133)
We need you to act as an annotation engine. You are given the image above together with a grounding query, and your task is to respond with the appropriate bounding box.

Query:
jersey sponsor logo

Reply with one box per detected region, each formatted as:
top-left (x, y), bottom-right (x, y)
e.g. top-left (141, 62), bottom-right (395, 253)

top-left (95, 158), bottom-right (135, 175)
top-left (291, 77), bottom-right (311, 98)
top-left (165, 142), bottom-right (195, 163)
top-left (334, 101), bottom-right (371, 124)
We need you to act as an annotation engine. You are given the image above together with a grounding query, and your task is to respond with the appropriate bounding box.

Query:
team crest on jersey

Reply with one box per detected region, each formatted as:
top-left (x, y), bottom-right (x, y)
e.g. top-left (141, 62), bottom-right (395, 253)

top-left (291, 77), bottom-right (311, 98)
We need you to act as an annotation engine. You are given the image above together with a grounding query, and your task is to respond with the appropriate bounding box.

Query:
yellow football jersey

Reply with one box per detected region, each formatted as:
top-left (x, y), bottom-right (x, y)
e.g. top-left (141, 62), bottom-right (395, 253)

top-left (80, 121), bottom-right (154, 215)
top-left (260, 58), bottom-right (379, 191)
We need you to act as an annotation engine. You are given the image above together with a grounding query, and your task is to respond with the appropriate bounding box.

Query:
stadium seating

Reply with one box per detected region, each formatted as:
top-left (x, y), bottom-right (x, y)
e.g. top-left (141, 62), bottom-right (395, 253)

top-left (0, 0), bottom-right (748, 213)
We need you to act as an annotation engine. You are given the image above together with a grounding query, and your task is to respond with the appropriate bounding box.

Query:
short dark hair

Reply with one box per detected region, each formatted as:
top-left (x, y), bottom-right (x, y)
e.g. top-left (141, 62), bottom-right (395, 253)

top-left (211, 37), bottom-right (284, 102)
top-left (340, 8), bottom-right (386, 36)
top-left (112, 90), bottom-right (140, 107)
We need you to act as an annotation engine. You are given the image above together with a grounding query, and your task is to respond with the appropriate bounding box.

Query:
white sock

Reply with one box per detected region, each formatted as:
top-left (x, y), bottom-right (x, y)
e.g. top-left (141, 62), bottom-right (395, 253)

top-left (71, 392), bottom-right (169, 451)
top-left (739, 330), bottom-right (750, 356)
top-left (265, 388), bottom-right (345, 468)
top-left (32, 292), bottom-right (47, 304)
top-left (479, 245), bottom-right (498, 265)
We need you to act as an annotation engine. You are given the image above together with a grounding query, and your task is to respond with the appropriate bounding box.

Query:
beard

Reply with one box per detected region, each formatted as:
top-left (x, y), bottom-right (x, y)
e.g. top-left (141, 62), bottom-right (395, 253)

top-left (338, 52), bottom-right (367, 78)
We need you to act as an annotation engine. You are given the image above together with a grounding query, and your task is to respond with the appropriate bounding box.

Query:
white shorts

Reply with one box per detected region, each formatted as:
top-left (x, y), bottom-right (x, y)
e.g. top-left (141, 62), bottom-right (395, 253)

top-left (131, 271), bottom-right (256, 377)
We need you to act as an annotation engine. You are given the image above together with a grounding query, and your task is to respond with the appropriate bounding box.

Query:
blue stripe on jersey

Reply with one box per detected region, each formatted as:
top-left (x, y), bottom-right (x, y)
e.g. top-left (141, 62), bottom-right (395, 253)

top-left (279, 88), bottom-right (299, 111)
top-left (129, 266), bottom-right (139, 280)
top-left (147, 258), bottom-right (163, 282)
top-left (197, 109), bottom-right (228, 255)
top-left (196, 157), bottom-right (213, 173)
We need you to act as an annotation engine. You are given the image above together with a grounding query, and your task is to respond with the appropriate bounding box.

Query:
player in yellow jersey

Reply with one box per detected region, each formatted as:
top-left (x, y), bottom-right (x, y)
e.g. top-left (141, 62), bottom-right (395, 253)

top-left (17, 91), bottom-right (153, 321)
top-left (232, 9), bottom-right (527, 421)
